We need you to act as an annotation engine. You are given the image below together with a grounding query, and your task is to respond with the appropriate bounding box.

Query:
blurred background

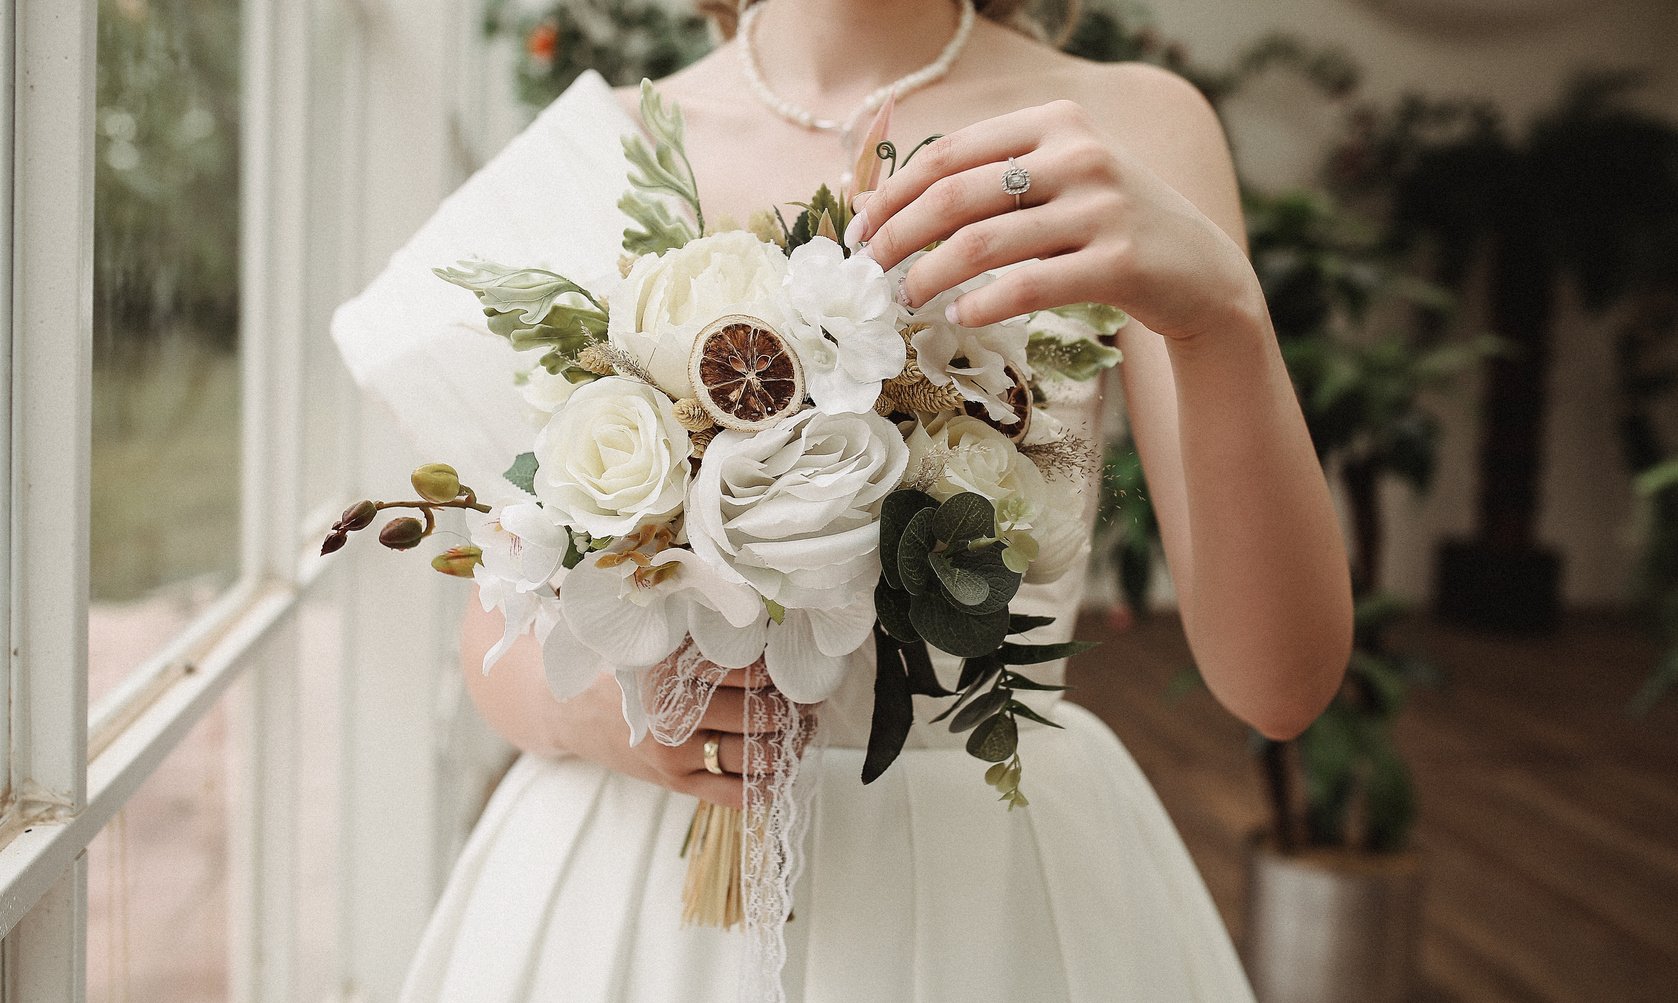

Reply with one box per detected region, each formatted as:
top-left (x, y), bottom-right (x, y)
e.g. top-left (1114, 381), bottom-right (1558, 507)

top-left (60, 0), bottom-right (1678, 1000)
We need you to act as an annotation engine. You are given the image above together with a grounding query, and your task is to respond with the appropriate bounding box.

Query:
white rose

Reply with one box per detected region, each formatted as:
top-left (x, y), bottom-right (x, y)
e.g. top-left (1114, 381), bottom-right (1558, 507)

top-left (782, 237), bottom-right (905, 414)
top-left (904, 414), bottom-right (1082, 583)
top-left (607, 231), bottom-right (793, 399)
top-left (689, 407), bottom-right (908, 605)
top-left (532, 377), bottom-right (691, 538)
top-left (904, 270), bottom-right (1031, 423)
top-left (687, 408), bottom-right (909, 703)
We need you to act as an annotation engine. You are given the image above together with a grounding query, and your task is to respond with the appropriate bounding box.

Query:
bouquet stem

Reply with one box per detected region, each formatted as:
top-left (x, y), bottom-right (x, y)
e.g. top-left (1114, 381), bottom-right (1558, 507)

top-left (680, 801), bottom-right (744, 929)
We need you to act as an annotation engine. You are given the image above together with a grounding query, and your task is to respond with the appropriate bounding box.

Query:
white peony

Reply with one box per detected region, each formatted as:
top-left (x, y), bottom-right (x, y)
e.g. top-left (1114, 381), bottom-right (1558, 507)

top-left (782, 237), bottom-right (905, 414)
top-left (607, 230), bottom-right (793, 399)
top-left (531, 376), bottom-right (691, 538)
top-left (686, 407), bottom-right (909, 702)
top-left (904, 273), bottom-right (1031, 423)
top-left (904, 415), bottom-right (1083, 583)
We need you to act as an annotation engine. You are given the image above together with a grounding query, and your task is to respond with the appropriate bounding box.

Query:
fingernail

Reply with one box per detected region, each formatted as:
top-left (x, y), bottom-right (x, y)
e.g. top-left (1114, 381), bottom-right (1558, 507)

top-left (852, 189), bottom-right (876, 210)
top-left (896, 278), bottom-right (912, 308)
top-left (854, 244), bottom-right (876, 264)
top-left (945, 302), bottom-right (961, 326)
top-left (843, 209), bottom-right (869, 250)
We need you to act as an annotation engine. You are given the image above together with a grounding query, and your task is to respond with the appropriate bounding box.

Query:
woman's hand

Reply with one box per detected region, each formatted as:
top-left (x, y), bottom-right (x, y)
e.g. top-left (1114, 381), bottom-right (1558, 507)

top-left (460, 596), bottom-right (780, 810)
top-left (553, 667), bottom-right (780, 810)
top-left (848, 99), bottom-right (1262, 342)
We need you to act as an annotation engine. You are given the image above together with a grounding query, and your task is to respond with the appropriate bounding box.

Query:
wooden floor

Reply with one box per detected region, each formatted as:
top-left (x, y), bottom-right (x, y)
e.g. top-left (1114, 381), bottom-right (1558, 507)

top-left (1065, 609), bottom-right (1678, 1003)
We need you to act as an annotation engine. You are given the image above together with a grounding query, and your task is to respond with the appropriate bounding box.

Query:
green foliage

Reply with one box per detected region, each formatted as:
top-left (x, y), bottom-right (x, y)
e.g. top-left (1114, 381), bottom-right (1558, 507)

top-left (786, 185), bottom-right (852, 253)
top-left (481, 0), bottom-right (711, 105)
top-left (1026, 329), bottom-right (1124, 382)
top-left (1095, 438), bottom-right (1159, 612)
top-left (620, 80), bottom-right (704, 252)
top-left (503, 452), bottom-right (539, 496)
top-left (435, 261), bottom-right (607, 373)
top-left (867, 491), bottom-right (1093, 798)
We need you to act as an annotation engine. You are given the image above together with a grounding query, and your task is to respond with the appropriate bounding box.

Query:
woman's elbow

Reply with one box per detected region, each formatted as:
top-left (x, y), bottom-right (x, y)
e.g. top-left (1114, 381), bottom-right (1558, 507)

top-left (1244, 622), bottom-right (1352, 741)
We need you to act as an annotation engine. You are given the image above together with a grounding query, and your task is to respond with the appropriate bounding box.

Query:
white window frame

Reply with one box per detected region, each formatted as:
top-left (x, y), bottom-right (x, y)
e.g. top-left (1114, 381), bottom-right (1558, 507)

top-left (0, 1), bottom-right (500, 1000)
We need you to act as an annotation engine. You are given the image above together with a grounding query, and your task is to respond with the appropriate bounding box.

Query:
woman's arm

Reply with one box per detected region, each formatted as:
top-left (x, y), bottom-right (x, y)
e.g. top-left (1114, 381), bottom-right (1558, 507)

top-left (851, 64), bottom-right (1352, 739)
top-left (459, 594), bottom-right (766, 807)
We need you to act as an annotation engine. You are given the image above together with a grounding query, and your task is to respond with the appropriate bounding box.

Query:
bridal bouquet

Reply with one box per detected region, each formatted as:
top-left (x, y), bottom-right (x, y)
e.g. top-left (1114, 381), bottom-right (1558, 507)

top-left (323, 81), bottom-right (1122, 983)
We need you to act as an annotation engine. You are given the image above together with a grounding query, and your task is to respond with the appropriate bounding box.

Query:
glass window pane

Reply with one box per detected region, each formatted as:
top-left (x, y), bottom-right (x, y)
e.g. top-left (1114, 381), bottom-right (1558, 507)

top-left (91, 0), bottom-right (243, 705)
top-left (86, 677), bottom-right (241, 1001)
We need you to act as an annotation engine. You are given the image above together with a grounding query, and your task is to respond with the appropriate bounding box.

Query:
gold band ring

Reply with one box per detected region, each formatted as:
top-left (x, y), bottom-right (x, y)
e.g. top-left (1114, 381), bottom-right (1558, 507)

top-left (702, 731), bottom-right (725, 775)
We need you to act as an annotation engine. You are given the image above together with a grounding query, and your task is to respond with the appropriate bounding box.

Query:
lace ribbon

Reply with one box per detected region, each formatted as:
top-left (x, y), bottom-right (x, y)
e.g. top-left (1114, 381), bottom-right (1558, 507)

top-left (640, 639), bottom-right (820, 1003)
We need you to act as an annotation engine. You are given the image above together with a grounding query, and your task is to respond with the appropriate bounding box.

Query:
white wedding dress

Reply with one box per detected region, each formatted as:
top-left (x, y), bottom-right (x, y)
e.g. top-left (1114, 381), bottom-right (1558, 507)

top-left (333, 69), bottom-right (1255, 1002)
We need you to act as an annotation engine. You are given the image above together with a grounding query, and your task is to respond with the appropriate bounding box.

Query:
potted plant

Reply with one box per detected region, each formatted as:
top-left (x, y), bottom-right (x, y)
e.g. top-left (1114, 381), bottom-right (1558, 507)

top-left (1329, 73), bottom-right (1678, 632)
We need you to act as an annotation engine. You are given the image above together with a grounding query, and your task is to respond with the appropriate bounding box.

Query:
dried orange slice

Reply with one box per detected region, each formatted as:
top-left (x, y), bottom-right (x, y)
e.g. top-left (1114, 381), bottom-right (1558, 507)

top-left (963, 364), bottom-right (1033, 442)
top-left (687, 314), bottom-right (806, 431)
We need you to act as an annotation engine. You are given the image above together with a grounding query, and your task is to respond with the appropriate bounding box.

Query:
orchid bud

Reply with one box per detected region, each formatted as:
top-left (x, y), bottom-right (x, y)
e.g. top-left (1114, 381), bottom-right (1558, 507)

top-left (411, 463), bottom-right (461, 504)
top-left (431, 545), bottom-right (484, 578)
top-left (378, 517), bottom-right (426, 551)
top-left (339, 499), bottom-right (378, 531)
top-left (320, 531), bottom-right (349, 556)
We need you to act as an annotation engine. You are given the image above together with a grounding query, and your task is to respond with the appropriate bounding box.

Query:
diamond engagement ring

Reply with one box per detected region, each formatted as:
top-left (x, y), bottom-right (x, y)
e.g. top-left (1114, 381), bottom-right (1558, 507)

top-left (1001, 156), bottom-right (1031, 210)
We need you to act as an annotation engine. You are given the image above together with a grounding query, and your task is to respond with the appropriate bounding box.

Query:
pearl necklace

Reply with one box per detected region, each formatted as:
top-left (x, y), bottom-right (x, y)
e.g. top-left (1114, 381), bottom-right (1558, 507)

top-left (738, 0), bottom-right (977, 136)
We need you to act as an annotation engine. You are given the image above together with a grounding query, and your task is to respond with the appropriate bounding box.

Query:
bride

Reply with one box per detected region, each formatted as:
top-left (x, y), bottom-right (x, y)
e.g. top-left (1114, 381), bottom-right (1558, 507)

top-left (339, 0), bottom-right (1353, 999)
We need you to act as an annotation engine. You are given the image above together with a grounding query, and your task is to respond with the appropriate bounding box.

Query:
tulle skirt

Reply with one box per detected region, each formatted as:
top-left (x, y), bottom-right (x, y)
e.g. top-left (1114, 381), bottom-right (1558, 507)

top-left (401, 701), bottom-right (1255, 1002)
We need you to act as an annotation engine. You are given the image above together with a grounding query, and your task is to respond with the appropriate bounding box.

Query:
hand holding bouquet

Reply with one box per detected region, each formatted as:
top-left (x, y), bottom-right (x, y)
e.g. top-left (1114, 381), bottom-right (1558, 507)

top-left (322, 83), bottom-right (1124, 955)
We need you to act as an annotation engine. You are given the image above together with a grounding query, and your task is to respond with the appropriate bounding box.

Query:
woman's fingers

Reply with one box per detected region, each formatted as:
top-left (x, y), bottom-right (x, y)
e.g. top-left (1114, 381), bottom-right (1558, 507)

top-left (853, 109), bottom-right (1047, 242)
top-left (901, 203), bottom-right (1087, 308)
top-left (859, 153), bottom-right (1052, 275)
top-left (946, 253), bottom-right (1102, 329)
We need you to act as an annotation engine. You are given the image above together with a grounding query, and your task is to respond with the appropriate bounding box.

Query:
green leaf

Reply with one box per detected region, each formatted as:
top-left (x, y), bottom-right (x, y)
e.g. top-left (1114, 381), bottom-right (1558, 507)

top-left (1007, 700), bottom-right (1065, 730)
top-left (958, 549), bottom-right (1024, 616)
top-left (901, 639), bottom-right (952, 697)
top-left (435, 261), bottom-right (606, 325)
top-left (874, 580), bottom-right (919, 643)
top-left (1005, 674), bottom-right (1068, 692)
top-left (898, 508), bottom-right (937, 596)
top-left (932, 493), bottom-right (995, 544)
top-left (996, 639), bottom-right (1100, 665)
top-left (862, 628), bottom-right (915, 784)
top-left (966, 713), bottom-right (1019, 762)
top-left (503, 452), bottom-right (539, 495)
top-left (950, 689), bottom-right (1009, 733)
top-left (786, 183), bottom-right (847, 252)
top-left (1026, 330), bottom-right (1125, 382)
top-left (763, 597), bottom-right (787, 625)
top-left (957, 654), bottom-right (1001, 692)
top-left (879, 490), bottom-right (937, 589)
top-left (910, 590), bottom-right (1009, 658)
top-left (929, 551), bottom-right (990, 607)
top-left (1007, 614), bottom-right (1055, 635)
top-left (1046, 301), bottom-right (1129, 337)
top-left (619, 80), bottom-right (704, 251)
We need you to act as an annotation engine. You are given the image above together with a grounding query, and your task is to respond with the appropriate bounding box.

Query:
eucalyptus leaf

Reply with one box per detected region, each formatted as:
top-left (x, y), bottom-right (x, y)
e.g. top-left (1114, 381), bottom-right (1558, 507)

top-left (434, 262), bottom-right (605, 325)
top-left (929, 551), bottom-right (991, 607)
top-left (1007, 701), bottom-right (1065, 730)
top-left (958, 654), bottom-right (1002, 691)
top-left (950, 689), bottom-right (1009, 733)
top-left (1047, 301), bottom-right (1129, 337)
top-left (910, 590), bottom-right (1008, 658)
top-left (880, 489), bottom-right (938, 589)
top-left (957, 548), bottom-right (1023, 616)
top-left (901, 639), bottom-right (952, 697)
top-left (874, 580), bottom-right (919, 643)
top-left (1007, 614), bottom-right (1055, 635)
top-left (932, 492), bottom-right (995, 544)
top-left (966, 713), bottom-right (1019, 762)
top-left (996, 639), bottom-right (1100, 665)
top-left (862, 628), bottom-right (914, 784)
top-left (898, 508), bottom-right (936, 596)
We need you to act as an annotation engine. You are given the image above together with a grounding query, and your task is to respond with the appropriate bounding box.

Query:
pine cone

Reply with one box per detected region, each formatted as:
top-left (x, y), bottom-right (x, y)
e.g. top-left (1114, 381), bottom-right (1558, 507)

top-left (673, 398), bottom-right (716, 432)
top-left (689, 428), bottom-right (716, 457)
top-left (574, 344), bottom-right (618, 377)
